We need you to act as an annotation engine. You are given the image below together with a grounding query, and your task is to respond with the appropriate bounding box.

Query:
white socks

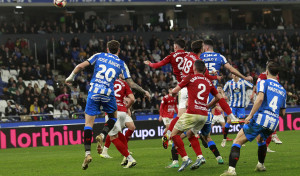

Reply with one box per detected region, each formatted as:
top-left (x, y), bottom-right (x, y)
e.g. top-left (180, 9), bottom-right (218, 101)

top-left (127, 155), bottom-right (134, 162)
top-left (85, 151), bottom-right (91, 157)
top-left (182, 156), bottom-right (189, 161)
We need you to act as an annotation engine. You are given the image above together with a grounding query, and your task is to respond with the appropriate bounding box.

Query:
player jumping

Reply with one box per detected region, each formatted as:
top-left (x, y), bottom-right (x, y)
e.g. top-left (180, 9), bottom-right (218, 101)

top-left (65, 40), bottom-right (150, 170)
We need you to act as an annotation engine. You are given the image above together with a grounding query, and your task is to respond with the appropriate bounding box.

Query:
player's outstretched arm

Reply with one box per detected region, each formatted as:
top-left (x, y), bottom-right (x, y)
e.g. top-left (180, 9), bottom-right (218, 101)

top-left (144, 55), bottom-right (171, 68)
top-left (224, 63), bottom-right (253, 82)
top-left (65, 61), bottom-right (90, 85)
top-left (125, 78), bottom-right (151, 99)
top-left (245, 92), bottom-right (264, 124)
top-left (171, 85), bottom-right (181, 97)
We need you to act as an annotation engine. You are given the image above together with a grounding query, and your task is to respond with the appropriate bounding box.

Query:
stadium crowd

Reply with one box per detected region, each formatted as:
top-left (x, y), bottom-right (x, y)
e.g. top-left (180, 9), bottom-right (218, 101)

top-left (1, 29), bottom-right (300, 121)
top-left (0, 14), bottom-right (299, 34)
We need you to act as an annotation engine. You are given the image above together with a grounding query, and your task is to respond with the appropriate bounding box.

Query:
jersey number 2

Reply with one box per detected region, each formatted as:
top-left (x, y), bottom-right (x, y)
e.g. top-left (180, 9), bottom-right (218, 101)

top-left (197, 84), bottom-right (206, 100)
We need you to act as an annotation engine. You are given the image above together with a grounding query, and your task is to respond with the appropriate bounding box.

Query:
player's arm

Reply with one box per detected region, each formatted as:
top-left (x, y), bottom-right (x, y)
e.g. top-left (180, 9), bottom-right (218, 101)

top-left (224, 63), bottom-right (253, 82)
top-left (245, 92), bottom-right (264, 124)
top-left (65, 61), bottom-right (90, 85)
top-left (125, 78), bottom-right (150, 99)
top-left (171, 75), bottom-right (190, 97)
top-left (159, 98), bottom-right (165, 122)
top-left (250, 85), bottom-right (256, 102)
top-left (204, 69), bottom-right (222, 81)
top-left (280, 108), bottom-right (286, 117)
top-left (126, 94), bottom-right (135, 109)
top-left (144, 55), bottom-right (171, 68)
top-left (207, 87), bottom-right (221, 108)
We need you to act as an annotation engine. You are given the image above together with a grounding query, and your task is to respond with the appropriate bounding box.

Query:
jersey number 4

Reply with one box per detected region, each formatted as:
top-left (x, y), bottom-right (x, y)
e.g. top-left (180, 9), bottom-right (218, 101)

top-left (269, 96), bottom-right (278, 112)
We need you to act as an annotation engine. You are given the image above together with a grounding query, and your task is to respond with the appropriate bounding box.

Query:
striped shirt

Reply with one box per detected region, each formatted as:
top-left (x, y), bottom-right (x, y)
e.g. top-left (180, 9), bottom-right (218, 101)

top-left (253, 79), bottom-right (286, 131)
top-left (223, 78), bottom-right (253, 108)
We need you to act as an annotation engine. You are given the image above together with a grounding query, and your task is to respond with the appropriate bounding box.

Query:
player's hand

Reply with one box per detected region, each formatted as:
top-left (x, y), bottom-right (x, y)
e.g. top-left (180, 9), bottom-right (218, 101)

top-left (65, 79), bottom-right (73, 86)
top-left (159, 116), bottom-right (162, 122)
top-left (217, 75), bottom-right (222, 82)
top-left (144, 60), bottom-right (151, 65)
top-left (245, 116), bottom-right (252, 124)
top-left (144, 91), bottom-right (151, 100)
top-left (245, 76), bottom-right (253, 82)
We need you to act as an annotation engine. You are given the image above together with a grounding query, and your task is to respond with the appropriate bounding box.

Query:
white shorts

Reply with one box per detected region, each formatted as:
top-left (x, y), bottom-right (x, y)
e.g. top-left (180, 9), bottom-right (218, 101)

top-left (211, 114), bottom-right (225, 125)
top-left (162, 117), bottom-right (173, 125)
top-left (178, 87), bottom-right (188, 109)
top-left (107, 111), bottom-right (133, 136)
top-left (174, 113), bottom-right (207, 135)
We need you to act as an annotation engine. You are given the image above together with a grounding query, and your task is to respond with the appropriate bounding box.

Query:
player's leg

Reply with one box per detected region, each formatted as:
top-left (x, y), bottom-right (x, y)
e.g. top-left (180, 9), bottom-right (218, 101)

top-left (163, 116), bottom-right (179, 149)
top-left (171, 113), bottom-right (197, 172)
top-left (200, 122), bottom-right (224, 164)
top-left (82, 114), bottom-right (96, 170)
top-left (96, 96), bottom-right (118, 154)
top-left (271, 131), bottom-right (282, 144)
top-left (237, 108), bottom-right (246, 129)
top-left (255, 135), bottom-right (267, 171)
top-left (100, 115), bottom-right (112, 158)
top-left (124, 114), bottom-right (136, 142)
top-left (218, 115), bottom-right (228, 147)
top-left (81, 94), bottom-right (101, 170)
top-left (109, 112), bottom-right (136, 168)
top-left (188, 117), bottom-right (207, 170)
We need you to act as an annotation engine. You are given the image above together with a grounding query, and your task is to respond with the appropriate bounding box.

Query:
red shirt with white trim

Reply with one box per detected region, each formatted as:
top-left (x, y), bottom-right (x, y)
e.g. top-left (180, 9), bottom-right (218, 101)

top-left (178, 74), bottom-right (218, 115)
top-left (159, 94), bottom-right (178, 118)
top-left (149, 50), bottom-right (188, 82)
top-left (182, 52), bottom-right (218, 81)
top-left (114, 79), bottom-right (133, 112)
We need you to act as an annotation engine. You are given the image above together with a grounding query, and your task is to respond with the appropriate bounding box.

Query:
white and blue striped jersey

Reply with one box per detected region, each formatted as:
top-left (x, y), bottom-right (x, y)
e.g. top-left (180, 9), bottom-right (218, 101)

top-left (88, 53), bottom-right (131, 97)
top-left (223, 78), bottom-right (253, 108)
top-left (253, 79), bottom-right (287, 131)
top-left (200, 51), bottom-right (228, 86)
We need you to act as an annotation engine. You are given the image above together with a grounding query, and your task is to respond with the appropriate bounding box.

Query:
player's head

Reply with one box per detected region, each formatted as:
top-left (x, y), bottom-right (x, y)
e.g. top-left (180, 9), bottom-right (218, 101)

top-left (266, 61), bottom-right (280, 77)
top-left (203, 39), bottom-right (214, 52)
top-left (174, 39), bottom-right (185, 51)
top-left (191, 40), bottom-right (203, 54)
top-left (193, 60), bottom-right (206, 74)
top-left (217, 85), bottom-right (223, 93)
top-left (107, 40), bottom-right (120, 54)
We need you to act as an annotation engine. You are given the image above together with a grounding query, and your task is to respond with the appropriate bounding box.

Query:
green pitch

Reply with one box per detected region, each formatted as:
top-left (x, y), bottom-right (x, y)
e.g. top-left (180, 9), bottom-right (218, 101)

top-left (1, 130), bottom-right (299, 176)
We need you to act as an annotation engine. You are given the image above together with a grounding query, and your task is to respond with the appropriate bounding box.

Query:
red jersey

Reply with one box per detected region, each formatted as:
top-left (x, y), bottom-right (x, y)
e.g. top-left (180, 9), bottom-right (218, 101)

top-left (214, 104), bottom-right (222, 115)
top-left (114, 79), bottom-right (133, 112)
top-left (149, 50), bottom-right (188, 82)
top-left (178, 74), bottom-right (218, 115)
top-left (256, 72), bottom-right (280, 85)
top-left (159, 94), bottom-right (178, 118)
top-left (182, 52), bottom-right (218, 81)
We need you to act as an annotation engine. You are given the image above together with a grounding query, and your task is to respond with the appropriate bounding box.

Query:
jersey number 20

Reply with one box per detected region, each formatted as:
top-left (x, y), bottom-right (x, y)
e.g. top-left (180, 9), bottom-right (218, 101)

top-left (96, 65), bottom-right (116, 82)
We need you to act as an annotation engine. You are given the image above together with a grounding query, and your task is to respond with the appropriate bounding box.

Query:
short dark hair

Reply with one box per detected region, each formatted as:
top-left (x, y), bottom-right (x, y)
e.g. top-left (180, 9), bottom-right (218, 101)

top-left (204, 39), bottom-right (214, 47)
top-left (174, 39), bottom-right (185, 49)
top-left (267, 61), bottom-right (280, 76)
top-left (107, 40), bottom-right (120, 54)
top-left (191, 40), bottom-right (203, 54)
top-left (194, 60), bottom-right (206, 73)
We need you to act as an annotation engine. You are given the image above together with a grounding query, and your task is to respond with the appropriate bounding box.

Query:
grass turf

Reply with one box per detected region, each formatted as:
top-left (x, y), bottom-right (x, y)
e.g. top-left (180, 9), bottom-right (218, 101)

top-left (0, 130), bottom-right (299, 176)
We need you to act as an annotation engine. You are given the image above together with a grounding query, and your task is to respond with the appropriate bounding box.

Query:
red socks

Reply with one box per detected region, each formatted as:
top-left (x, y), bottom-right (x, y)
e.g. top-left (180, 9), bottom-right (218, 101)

top-left (219, 98), bottom-right (232, 115)
top-left (172, 135), bottom-right (187, 157)
top-left (168, 116), bottom-right (179, 132)
top-left (104, 135), bottom-right (111, 148)
top-left (188, 135), bottom-right (202, 156)
top-left (118, 132), bottom-right (128, 149)
top-left (112, 138), bottom-right (129, 157)
top-left (125, 129), bottom-right (134, 142)
top-left (266, 135), bottom-right (272, 147)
